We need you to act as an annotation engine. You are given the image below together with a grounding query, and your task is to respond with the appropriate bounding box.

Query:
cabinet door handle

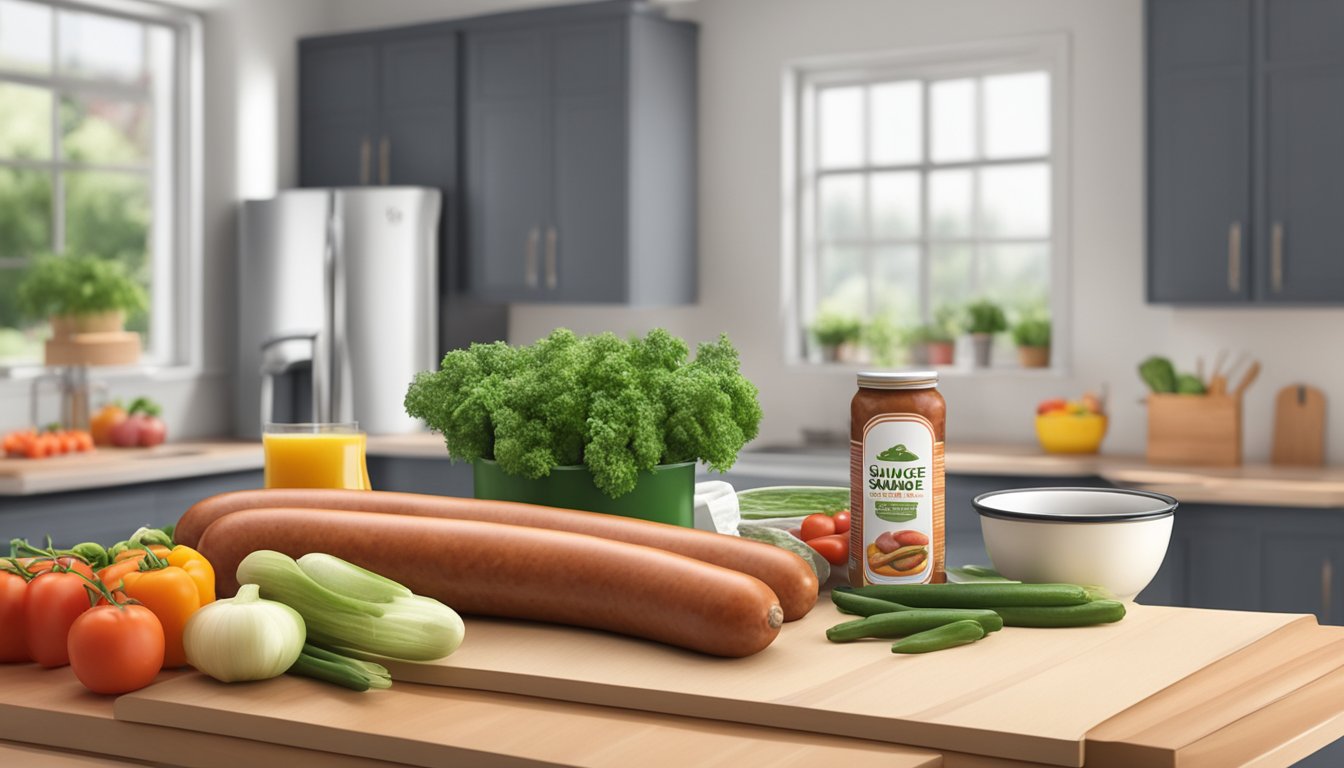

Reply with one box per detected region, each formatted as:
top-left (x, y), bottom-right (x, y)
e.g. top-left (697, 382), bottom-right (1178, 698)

top-left (545, 226), bottom-right (558, 290)
top-left (1227, 222), bottom-right (1241, 292)
top-left (359, 137), bottom-right (371, 185)
top-left (1323, 558), bottom-right (1334, 625)
top-left (1271, 221), bottom-right (1285, 294)
top-left (525, 226), bottom-right (540, 289)
top-left (379, 136), bottom-right (390, 185)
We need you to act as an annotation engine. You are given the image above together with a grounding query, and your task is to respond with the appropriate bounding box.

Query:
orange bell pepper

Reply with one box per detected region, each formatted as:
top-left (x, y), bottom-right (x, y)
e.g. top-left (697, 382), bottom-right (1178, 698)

top-left (114, 545), bottom-right (170, 563)
top-left (120, 550), bottom-right (203, 669)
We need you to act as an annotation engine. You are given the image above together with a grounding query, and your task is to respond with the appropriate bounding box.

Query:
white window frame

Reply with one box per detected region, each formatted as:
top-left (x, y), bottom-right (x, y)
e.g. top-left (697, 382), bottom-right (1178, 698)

top-left (782, 34), bottom-right (1071, 373)
top-left (0, 0), bottom-right (202, 375)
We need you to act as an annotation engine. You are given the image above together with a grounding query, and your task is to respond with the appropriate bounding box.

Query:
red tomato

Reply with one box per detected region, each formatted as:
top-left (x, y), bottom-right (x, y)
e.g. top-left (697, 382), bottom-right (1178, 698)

top-left (807, 533), bottom-right (849, 566)
top-left (832, 510), bottom-right (851, 534)
top-left (24, 569), bottom-right (95, 668)
top-left (0, 570), bottom-right (29, 662)
top-left (799, 513), bottom-right (836, 542)
top-left (67, 604), bottom-right (164, 694)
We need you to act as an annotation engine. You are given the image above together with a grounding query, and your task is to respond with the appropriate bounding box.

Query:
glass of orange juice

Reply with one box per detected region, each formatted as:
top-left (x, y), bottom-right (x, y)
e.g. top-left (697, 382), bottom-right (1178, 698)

top-left (263, 422), bottom-right (371, 490)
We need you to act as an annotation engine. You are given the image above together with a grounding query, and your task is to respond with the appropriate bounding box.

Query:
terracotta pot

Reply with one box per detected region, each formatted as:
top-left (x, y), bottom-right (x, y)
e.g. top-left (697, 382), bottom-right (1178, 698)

top-left (50, 310), bottom-right (125, 338)
top-left (927, 341), bottom-right (955, 366)
top-left (909, 343), bottom-right (930, 366)
top-left (1018, 345), bottom-right (1050, 368)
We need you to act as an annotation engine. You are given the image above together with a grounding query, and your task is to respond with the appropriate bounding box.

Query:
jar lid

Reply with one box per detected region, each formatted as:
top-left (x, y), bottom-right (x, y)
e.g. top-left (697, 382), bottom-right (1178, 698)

top-left (856, 371), bottom-right (939, 390)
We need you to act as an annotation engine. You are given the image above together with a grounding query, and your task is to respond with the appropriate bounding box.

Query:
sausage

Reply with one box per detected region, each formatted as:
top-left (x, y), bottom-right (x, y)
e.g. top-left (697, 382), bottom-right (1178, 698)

top-left (178, 489), bottom-right (817, 620)
top-left (196, 507), bottom-right (784, 658)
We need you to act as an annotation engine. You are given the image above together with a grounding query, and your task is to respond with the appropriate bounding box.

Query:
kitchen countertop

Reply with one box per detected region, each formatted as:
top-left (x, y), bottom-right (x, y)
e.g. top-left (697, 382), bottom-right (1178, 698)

top-left (5, 432), bottom-right (1344, 508)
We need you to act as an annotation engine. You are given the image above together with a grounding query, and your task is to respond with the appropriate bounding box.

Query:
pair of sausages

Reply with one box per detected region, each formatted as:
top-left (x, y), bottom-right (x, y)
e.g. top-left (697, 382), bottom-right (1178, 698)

top-left (182, 490), bottom-right (819, 657)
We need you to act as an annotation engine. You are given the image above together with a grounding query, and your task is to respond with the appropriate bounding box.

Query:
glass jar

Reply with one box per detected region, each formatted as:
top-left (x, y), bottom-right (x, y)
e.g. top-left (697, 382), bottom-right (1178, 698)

top-left (849, 371), bottom-right (946, 586)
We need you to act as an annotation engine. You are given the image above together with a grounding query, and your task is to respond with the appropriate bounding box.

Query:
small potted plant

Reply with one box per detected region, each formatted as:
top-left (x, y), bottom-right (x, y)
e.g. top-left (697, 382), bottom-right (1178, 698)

top-left (17, 254), bottom-right (147, 337)
top-left (861, 314), bottom-right (906, 366)
top-left (906, 324), bottom-right (952, 366)
top-left (1012, 314), bottom-right (1052, 369)
top-left (964, 299), bottom-right (1007, 368)
top-left (809, 311), bottom-right (863, 363)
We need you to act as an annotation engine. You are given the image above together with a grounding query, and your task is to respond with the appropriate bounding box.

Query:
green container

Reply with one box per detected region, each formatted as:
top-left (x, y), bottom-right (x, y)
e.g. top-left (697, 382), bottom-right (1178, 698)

top-left (472, 459), bottom-right (695, 527)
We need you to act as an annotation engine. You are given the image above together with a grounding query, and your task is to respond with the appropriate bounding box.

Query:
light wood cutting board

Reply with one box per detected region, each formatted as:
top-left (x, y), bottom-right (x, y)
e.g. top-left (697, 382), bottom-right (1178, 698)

top-left (115, 674), bottom-right (942, 768)
top-left (1273, 384), bottom-right (1327, 466)
top-left (359, 603), bottom-right (1301, 767)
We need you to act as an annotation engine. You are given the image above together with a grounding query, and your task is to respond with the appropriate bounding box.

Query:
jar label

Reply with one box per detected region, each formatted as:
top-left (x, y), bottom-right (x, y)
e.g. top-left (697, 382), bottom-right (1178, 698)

top-left (851, 413), bottom-right (943, 584)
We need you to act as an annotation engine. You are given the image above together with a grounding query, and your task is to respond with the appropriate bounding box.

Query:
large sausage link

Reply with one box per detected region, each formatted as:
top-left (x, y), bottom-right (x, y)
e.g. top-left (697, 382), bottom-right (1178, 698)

top-left (178, 489), bottom-right (817, 620)
top-left (196, 507), bottom-right (784, 658)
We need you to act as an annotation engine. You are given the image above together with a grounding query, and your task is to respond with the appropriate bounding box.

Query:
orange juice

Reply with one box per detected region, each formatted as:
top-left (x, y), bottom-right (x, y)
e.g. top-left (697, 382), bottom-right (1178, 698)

top-left (263, 428), bottom-right (371, 490)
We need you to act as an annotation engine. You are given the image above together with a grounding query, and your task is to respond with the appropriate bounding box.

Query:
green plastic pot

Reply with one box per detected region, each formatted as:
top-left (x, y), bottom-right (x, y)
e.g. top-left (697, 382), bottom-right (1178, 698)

top-left (472, 459), bottom-right (695, 527)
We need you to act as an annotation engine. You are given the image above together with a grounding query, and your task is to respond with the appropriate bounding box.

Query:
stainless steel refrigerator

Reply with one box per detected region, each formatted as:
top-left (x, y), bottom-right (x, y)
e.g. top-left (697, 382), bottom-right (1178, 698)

top-left (235, 187), bottom-right (441, 438)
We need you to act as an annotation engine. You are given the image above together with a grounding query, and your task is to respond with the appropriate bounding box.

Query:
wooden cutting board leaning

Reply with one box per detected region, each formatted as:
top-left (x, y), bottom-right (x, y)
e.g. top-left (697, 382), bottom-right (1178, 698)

top-left (1272, 384), bottom-right (1327, 467)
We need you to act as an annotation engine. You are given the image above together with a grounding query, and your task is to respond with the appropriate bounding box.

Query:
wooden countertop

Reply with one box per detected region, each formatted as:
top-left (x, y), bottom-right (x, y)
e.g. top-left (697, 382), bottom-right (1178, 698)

top-left (3, 604), bottom-right (1343, 767)
top-left (5, 432), bottom-right (1344, 508)
top-left (0, 442), bottom-right (263, 496)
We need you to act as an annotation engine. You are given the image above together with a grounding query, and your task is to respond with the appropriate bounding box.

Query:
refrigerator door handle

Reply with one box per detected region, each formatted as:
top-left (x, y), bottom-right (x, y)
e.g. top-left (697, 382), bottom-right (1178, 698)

top-left (359, 138), bottom-right (371, 186)
top-left (379, 136), bottom-right (390, 185)
top-left (525, 226), bottom-right (540, 288)
top-left (545, 226), bottom-right (558, 290)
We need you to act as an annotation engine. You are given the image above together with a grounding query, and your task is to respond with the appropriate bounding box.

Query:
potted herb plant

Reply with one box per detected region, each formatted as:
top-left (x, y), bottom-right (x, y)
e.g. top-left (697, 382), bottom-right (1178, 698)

top-left (964, 299), bottom-right (1007, 368)
top-left (909, 305), bottom-right (959, 366)
top-left (809, 311), bottom-right (863, 363)
top-left (17, 254), bottom-right (147, 337)
top-left (1012, 314), bottom-right (1052, 369)
top-left (404, 328), bottom-right (763, 527)
top-left (861, 314), bottom-right (906, 367)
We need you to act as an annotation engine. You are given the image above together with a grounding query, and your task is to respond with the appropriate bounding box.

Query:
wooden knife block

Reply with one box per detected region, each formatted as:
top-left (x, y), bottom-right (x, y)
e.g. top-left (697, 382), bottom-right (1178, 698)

top-left (1146, 393), bottom-right (1242, 466)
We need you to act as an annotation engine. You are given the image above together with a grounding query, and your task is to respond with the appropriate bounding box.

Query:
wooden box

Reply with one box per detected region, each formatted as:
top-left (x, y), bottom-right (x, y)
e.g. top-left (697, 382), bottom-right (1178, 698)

top-left (1146, 393), bottom-right (1242, 466)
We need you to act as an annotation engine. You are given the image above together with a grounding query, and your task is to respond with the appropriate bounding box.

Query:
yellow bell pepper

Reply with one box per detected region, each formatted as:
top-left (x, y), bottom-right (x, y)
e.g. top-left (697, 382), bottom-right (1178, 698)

top-left (121, 549), bottom-right (206, 669)
top-left (165, 545), bottom-right (216, 606)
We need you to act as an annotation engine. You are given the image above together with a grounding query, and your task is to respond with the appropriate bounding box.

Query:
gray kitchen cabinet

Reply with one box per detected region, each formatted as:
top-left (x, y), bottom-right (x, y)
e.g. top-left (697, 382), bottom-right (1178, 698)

top-left (1263, 533), bottom-right (1344, 626)
top-left (462, 9), bottom-right (697, 305)
top-left (299, 41), bottom-right (379, 187)
top-left (1147, 0), bottom-right (1344, 304)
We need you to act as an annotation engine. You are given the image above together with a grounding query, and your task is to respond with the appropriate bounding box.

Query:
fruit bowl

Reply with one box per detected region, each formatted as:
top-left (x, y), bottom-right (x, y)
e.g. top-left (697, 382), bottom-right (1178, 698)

top-left (1035, 413), bottom-right (1108, 454)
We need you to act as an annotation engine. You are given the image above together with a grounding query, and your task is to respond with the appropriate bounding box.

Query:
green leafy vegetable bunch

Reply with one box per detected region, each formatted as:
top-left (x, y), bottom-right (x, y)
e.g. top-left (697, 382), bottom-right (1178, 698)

top-left (404, 328), bottom-right (763, 499)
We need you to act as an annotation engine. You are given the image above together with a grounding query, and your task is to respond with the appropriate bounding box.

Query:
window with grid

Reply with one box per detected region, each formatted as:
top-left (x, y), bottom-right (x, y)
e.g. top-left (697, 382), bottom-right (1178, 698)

top-left (0, 0), bottom-right (190, 366)
top-left (794, 42), bottom-right (1064, 366)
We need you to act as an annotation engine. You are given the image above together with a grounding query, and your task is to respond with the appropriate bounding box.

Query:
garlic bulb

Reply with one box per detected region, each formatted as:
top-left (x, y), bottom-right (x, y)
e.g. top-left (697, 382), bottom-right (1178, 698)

top-left (183, 583), bottom-right (305, 682)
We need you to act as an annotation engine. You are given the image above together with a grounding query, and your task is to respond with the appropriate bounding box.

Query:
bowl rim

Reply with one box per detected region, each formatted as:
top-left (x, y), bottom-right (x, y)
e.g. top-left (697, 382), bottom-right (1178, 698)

top-left (973, 486), bottom-right (1178, 523)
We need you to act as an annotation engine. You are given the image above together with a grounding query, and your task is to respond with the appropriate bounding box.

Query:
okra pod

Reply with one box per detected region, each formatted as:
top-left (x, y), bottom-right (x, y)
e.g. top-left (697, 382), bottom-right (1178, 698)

top-left (827, 609), bottom-right (1003, 642)
top-left (890, 619), bottom-right (986, 654)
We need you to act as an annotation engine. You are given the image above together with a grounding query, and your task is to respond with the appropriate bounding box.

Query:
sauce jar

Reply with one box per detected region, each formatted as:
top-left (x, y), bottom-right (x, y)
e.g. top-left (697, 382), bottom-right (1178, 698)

top-left (849, 371), bottom-right (946, 586)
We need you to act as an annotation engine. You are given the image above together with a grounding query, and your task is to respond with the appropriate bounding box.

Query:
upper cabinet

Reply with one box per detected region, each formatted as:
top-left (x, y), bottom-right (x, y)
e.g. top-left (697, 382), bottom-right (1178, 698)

top-left (300, 31), bottom-right (457, 191)
top-left (462, 9), bottom-right (697, 304)
top-left (1147, 0), bottom-right (1344, 304)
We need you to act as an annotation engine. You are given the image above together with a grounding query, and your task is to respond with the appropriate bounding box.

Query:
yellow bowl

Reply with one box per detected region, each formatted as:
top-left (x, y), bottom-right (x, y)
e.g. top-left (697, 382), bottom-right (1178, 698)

top-left (1035, 413), bottom-right (1107, 454)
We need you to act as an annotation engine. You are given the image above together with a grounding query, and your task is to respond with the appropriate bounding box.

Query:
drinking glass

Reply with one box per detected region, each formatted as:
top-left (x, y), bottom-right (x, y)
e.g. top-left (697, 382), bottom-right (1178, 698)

top-left (263, 422), bottom-right (371, 490)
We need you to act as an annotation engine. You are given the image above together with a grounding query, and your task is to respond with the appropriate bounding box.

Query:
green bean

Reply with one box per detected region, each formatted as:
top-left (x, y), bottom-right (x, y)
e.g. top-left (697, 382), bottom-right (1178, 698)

top-left (992, 600), bottom-right (1126, 628)
top-left (890, 620), bottom-right (986, 654)
top-left (837, 583), bottom-right (1090, 608)
top-left (826, 610), bottom-right (1003, 642)
top-left (830, 589), bottom-right (914, 617)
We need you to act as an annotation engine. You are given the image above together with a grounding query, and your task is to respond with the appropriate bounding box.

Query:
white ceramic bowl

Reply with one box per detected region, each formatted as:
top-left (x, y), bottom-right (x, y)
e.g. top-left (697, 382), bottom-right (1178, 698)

top-left (973, 487), bottom-right (1177, 602)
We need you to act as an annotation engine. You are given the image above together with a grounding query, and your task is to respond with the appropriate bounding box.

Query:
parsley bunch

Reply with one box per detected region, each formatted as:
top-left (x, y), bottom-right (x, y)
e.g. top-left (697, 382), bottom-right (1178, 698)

top-left (404, 328), bottom-right (762, 498)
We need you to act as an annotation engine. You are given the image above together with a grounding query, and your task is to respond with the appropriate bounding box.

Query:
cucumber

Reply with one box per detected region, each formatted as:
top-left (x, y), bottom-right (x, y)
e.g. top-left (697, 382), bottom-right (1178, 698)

top-left (837, 583), bottom-right (1090, 608)
top-left (993, 600), bottom-right (1126, 628)
top-left (890, 620), bottom-right (986, 654)
top-left (831, 589), bottom-right (913, 617)
top-left (826, 609), bottom-right (1002, 642)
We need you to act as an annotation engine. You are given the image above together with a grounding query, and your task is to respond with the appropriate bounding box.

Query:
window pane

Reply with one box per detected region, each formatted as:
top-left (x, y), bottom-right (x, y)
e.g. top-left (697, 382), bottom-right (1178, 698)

top-left (870, 171), bottom-right (920, 239)
top-left (818, 173), bottom-right (864, 240)
top-left (64, 171), bottom-right (151, 334)
top-left (0, 0), bottom-right (51, 73)
top-left (0, 266), bottom-right (44, 363)
top-left (870, 81), bottom-right (921, 165)
top-left (930, 79), bottom-right (975, 163)
top-left (981, 242), bottom-right (1050, 308)
top-left (0, 82), bottom-right (52, 160)
top-left (984, 71), bottom-right (1049, 159)
top-left (928, 169), bottom-right (972, 238)
top-left (58, 9), bottom-right (145, 83)
top-left (979, 163), bottom-right (1049, 238)
top-left (818, 86), bottom-right (862, 168)
top-left (0, 166), bottom-right (51, 258)
top-left (61, 94), bottom-right (152, 164)
top-left (817, 245), bottom-right (867, 316)
top-left (872, 245), bottom-right (920, 317)
top-left (929, 243), bottom-right (974, 311)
